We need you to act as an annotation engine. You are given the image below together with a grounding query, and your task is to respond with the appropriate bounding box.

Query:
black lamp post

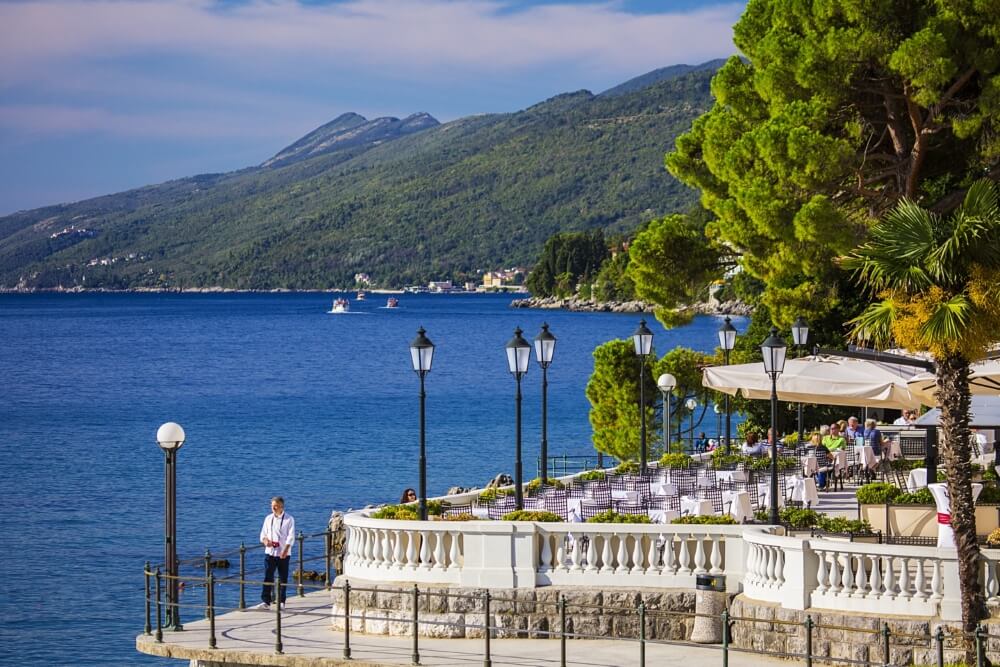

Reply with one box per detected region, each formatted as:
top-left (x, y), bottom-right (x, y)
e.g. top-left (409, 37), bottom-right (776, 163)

top-left (533, 323), bottom-right (556, 484)
top-left (632, 319), bottom-right (654, 475)
top-left (409, 327), bottom-right (435, 521)
top-left (658, 373), bottom-right (676, 454)
top-left (718, 316), bottom-right (737, 453)
top-left (791, 316), bottom-right (809, 446)
top-left (156, 421), bottom-right (186, 631)
top-left (760, 327), bottom-right (787, 525)
top-left (505, 327), bottom-right (531, 510)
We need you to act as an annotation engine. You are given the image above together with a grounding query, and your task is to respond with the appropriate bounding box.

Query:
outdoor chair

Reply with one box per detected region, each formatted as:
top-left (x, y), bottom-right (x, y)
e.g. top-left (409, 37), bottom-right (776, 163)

top-left (444, 503), bottom-right (472, 516)
top-left (581, 499), bottom-right (608, 520)
top-left (696, 485), bottom-right (725, 514)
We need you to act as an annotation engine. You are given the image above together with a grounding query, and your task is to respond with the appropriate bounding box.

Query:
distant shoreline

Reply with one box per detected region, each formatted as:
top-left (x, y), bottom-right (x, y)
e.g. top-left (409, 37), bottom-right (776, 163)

top-left (510, 295), bottom-right (753, 316)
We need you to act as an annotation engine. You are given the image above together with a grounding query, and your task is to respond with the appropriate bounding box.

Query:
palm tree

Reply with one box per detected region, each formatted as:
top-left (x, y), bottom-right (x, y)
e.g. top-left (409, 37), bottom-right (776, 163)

top-left (842, 179), bottom-right (1000, 660)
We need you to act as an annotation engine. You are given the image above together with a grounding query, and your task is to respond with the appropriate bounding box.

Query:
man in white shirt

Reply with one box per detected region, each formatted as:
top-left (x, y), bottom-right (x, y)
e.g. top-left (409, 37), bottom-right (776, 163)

top-left (893, 410), bottom-right (913, 426)
top-left (254, 496), bottom-right (295, 611)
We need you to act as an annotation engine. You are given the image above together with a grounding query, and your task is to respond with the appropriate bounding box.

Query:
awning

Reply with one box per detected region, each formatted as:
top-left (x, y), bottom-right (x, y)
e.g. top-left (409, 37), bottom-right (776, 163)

top-left (906, 360), bottom-right (1000, 406)
top-left (702, 355), bottom-right (924, 410)
top-left (913, 395), bottom-right (1000, 428)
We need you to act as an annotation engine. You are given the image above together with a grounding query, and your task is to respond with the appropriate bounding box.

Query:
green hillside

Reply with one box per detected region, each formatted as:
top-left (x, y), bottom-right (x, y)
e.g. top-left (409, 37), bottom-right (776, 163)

top-left (0, 66), bottom-right (716, 290)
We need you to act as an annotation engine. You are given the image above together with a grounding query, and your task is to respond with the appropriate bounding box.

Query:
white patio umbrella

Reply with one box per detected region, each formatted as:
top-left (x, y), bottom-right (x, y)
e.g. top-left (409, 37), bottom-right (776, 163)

top-left (906, 359), bottom-right (1000, 406)
top-left (703, 355), bottom-right (924, 409)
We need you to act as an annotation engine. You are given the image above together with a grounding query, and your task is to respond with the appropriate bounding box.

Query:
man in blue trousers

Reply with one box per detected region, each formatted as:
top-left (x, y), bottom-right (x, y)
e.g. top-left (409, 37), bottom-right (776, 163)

top-left (253, 496), bottom-right (295, 611)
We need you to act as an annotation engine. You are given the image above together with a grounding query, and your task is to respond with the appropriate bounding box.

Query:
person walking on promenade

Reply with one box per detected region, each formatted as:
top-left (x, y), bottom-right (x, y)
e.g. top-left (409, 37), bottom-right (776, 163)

top-left (254, 496), bottom-right (295, 611)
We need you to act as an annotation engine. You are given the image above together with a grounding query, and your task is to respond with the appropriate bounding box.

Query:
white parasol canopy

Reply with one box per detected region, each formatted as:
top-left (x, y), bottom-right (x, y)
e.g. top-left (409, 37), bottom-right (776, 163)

top-left (906, 359), bottom-right (1000, 406)
top-left (703, 355), bottom-right (924, 409)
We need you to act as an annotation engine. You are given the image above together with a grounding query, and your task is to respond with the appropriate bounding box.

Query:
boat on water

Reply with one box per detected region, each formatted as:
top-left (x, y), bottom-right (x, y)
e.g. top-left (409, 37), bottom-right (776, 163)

top-left (356, 291), bottom-right (366, 301)
top-left (329, 298), bottom-right (350, 313)
top-left (386, 297), bottom-right (399, 309)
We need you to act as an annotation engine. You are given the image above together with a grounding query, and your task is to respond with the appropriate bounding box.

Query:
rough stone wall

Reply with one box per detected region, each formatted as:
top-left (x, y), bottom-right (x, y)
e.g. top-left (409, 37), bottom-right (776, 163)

top-left (329, 580), bottom-right (698, 641)
top-left (730, 595), bottom-right (1000, 665)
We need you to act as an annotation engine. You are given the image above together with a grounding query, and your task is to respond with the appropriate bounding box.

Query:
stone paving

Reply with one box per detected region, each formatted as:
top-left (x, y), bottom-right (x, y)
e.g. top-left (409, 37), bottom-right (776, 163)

top-left (137, 590), bottom-right (789, 666)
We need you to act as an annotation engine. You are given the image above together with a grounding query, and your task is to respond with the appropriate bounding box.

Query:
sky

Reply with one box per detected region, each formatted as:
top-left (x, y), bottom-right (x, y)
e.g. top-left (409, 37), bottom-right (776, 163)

top-left (0, 0), bottom-right (743, 215)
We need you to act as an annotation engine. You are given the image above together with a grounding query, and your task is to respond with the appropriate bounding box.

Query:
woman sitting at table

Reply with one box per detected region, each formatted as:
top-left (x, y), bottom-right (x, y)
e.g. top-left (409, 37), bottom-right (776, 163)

top-left (741, 432), bottom-right (768, 456)
top-left (822, 423), bottom-right (847, 451)
top-left (810, 433), bottom-right (831, 489)
top-left (863, 418), bottom-right (885, 456)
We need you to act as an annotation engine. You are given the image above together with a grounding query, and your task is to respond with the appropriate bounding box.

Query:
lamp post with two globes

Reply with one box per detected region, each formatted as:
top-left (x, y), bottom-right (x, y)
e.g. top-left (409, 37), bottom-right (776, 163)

top-left (156, 421), bottom-right (186, 631)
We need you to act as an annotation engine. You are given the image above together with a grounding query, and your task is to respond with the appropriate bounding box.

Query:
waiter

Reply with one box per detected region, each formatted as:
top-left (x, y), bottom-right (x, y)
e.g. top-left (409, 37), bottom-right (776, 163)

top-left (253, 496), bottom-right (295, 611)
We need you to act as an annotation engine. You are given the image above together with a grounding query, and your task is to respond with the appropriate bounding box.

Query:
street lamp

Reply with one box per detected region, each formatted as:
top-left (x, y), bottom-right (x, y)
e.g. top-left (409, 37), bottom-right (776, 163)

top-left (760, 327), bottom-right (788, 525)
top-left (685, 397), bottom-right (697, 445)
top-left (409, 327), bottom-right (435, 521)
top-left (714, 403), bottom-right (723, 443)
top-left (633, 320), bottom-right (654, 475)
top-left (533, 323), bottom-right (556, 484)
top-left (156, 421), bottom-right (186, 631)
top-left (658, 373), bottom-right (676, 456)
top-left (718, 316), bottom-right (737, 453)
top-left (505, 327), bottom-right (531, 510)
top-left (791, 316), bottom-right (810, 446)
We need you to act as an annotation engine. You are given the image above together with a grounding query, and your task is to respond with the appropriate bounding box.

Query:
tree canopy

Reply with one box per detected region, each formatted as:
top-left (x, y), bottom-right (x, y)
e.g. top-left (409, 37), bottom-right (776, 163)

top-left (586, 339), bottom-right (657, 461)
top-left (666, 0), bottom-right (1000, 325)
top-left (525, 229), bottom-right (609, 298)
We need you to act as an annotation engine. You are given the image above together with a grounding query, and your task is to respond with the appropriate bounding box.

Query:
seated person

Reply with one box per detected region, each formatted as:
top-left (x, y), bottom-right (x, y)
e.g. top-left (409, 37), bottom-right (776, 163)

top-left (863, 418), bottom-right (885, 456)
top-left (822, 423), bottom-right (847, 451)
top-left (400, 488), bottom-right (418, 504)
top-left (893, 410), bottom-right (913, 426)
top-left (845, 416), bottom-right (863, 442)
top-left (741, 432), bottom-right (768, 456)
top-left (766, 427), bottom-right (784, 454)
top-left (694, 432), bottom-right (709, 451)
top-left (810, 433), bottom-right (831, 489)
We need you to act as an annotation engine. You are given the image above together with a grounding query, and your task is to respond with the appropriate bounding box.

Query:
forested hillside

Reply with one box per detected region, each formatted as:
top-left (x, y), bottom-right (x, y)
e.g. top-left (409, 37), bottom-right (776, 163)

top-left (0, 64), bottom-right (718, 290)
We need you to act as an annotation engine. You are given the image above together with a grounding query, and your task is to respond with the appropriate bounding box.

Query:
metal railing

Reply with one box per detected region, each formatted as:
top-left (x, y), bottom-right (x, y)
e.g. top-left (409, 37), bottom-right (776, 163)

top-left (140, 569), bottom-right (997, 666)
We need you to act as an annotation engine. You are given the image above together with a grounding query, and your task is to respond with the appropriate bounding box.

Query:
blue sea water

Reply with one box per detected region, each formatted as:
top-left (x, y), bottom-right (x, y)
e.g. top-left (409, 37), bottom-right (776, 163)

top-left (0, 292), bottom-right (746, 665)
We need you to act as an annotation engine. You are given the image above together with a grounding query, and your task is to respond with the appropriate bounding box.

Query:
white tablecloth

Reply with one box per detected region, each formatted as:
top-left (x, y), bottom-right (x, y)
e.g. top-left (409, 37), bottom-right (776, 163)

top-left (723, 490), bottom-right (752, 522)
top-left (680, 496), bottom-right (714, 517)
top-left (472, 506), bottom-right (491, 518)
top-left (832, 450), bottom-right (848, 474)
top-left (647, 509), bottom-right (680, 524)
top-left (757, 483), bottom-right (785, 510)
top-left (696, 472), bottom-right (717, 488)
top-left (611, 489), bottom-right (640, 503)
top-left (802, 455), bottom-right (818, 476)
top-left (884, 440), bottom-right (902, 461)
top-left (855, 444), bottom-right (879, 469)
top-left (716, 470), bottom-right (747, 484)
top-left (652, 482), bottom-right (678, 497)
top-left (907, 468), bottom-right (928, 492)
top-left (787, 476), bottom-right (819, 506)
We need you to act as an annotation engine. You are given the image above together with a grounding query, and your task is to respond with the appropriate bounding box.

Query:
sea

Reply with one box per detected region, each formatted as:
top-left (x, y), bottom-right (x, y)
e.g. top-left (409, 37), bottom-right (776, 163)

top-left (0, 292), bottom-right (746, 665)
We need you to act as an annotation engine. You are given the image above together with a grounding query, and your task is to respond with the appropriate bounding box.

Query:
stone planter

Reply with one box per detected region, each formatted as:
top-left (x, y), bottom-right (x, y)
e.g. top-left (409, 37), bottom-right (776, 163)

top-left (858, 503), bottom-right (1000, 539)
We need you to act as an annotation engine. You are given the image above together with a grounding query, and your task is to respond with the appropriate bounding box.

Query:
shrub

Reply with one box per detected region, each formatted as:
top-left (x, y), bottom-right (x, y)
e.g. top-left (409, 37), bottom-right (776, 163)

top-left (747, 456), bottom-right (798, 471)
top-left (578, 470), bottom-right (607, 482)
top-left (890, 458), bottom-right (925, 471)
top-left (978, 485), bottom-right (1000, 504)
top-left (526, 477), bottom-right (565, 495)
top-left (476, 488), bottom-right (514, 503)
top-left (370, 504), bottom-right (419, 520)
top-left (752, 508), bottom-right (822, 529)
top-left (671, 515), bottom-right (736, 525)
top-left (501, 510), bottom-right (563, 522)
top-left (894, 488), bottom-right (934, 504)
top-left (586, 510), bottom-right (652, 524)
top-left (855, 482), bottom-right (901, 504)
top-left (984, 467), bottom-right (999, 482)
top-left (614, 460), bottom-right (640, 475)
top-left (658, 452), bottom-right (692, 469)
top-left (425, 500), bottom-right (447, 516)
top-left (710, 450), bottom-right (750, 469)
top-left (986, 528), bottom-right (1000, 547)
top-left (815, 516), bottom-right (873, 534)
top-left (441, 513), bottom-right (476, 522)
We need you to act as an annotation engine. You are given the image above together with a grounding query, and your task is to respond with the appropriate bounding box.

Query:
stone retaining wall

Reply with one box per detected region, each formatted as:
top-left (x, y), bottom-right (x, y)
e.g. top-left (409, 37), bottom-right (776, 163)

top-left (330, 579), bottom-right (698, 641)
top-left (730, 595), bottom-right (1000, 665)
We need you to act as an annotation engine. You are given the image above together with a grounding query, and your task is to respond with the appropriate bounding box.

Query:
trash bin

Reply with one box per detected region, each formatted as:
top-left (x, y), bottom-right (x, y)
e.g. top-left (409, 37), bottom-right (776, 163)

top-left (690, 574), bottom-right (726, 643)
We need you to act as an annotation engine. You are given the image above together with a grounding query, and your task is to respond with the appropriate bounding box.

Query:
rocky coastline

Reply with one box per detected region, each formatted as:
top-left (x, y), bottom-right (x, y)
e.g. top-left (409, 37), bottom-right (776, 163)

top-left (509, 295), bottom-right (753, 316)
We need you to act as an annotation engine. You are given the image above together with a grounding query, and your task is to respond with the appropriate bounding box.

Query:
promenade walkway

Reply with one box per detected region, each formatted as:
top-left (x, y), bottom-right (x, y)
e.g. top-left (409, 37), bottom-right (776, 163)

top-left (136, 591), bottom-right (787, 666)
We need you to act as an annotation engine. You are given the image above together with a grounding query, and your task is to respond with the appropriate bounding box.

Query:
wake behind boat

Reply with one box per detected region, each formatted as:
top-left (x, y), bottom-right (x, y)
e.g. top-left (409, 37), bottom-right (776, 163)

top-left (385, 297), bottom-right (399, 309)
top-left (329, 297), bottom-right (350, 314)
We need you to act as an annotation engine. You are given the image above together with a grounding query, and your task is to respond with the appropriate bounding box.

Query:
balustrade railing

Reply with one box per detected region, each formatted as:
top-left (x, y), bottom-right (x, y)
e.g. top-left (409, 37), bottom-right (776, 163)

top-left (345, 515), bottom-right (464, 584)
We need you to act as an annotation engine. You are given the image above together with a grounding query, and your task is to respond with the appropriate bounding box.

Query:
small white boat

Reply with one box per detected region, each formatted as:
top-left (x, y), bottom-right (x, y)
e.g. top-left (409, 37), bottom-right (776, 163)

top-left (329, 298), bottom-right (350, 313)
top-left (356, 291), bottom-right (366, 301)
top-left (386, 297), bottom-right (399, 309)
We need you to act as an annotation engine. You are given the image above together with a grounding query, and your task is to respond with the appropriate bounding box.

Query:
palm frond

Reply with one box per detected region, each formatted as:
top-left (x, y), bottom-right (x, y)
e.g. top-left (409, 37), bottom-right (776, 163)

top-left (919, 293), bottom-right (973, 344)
top-left (845, 199), bottom-right (937, 293)
top-left (847, 300), bottom-right (897, 348)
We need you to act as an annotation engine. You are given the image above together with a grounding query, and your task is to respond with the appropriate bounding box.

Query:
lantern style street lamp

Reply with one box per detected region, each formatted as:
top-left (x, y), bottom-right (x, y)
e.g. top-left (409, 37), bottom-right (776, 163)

top-left (718, 316), bottom-right (737, 453)
top-left (533, 324), bottom-right (556, 484)
top-left (791, 316), bottom-right (810, 445)
top-left (156, 421), bottom-right (186, 631)
top-left (633, 320), bottom-right (654, 475)
top-left (714, 403), bottom-right (723, 443)
top-left (409, 327), bottom-right (435, 521)
top-left (506, 327), bottom-right (531, 509)
top-left (658, 373), bottom-right (676, 454)
top-left (760, 327), bottom-right (788, 525)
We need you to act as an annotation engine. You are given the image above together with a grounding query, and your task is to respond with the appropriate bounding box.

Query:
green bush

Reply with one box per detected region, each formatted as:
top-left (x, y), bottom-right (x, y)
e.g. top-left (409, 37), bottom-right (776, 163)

top-left (370, 504), bottom-right (419, 520)
top-left (578, 470), bottom-right (607, 482)
top-left (894, 488), bottom-right (934, 504)
top-left (477, 488), bottom-right (513, 503)
top-left (984, 467), bottom-right (999, 482)
top-left (978, 485), bottom-right (1000, 503)
top-left (671, 515), bottom-right (737, 525)
top-left (586, 510), bottom-right (652, 524)
top-left (747, 456), bottom-right (798, 471)
top-left (855, 482), bottom-right (902, 504)
top-left (815, 516), bottom-right (873, 534)
top-left (658, 452), bottom-right (692, 469)
top-left (441, 513), bottom-right (476, 522)
top-left (890, 458), bottom-right (925, 471)
top-left (526, 477), bottom-right (565, 495)
top-left (753, 508), bottom-right (821, 529)
top-left (501, 510), bottom-right (563, 522)
top-left (614, 460), bottom-right (640, 475)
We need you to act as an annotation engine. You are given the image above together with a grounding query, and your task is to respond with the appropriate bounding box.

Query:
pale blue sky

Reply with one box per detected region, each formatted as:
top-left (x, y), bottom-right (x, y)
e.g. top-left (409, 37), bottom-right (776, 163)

top-left (0, 0), bottom-right (743, 214)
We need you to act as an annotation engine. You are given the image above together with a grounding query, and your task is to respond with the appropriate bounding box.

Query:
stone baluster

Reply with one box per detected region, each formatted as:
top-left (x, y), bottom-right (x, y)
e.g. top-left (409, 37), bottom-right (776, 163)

top-left (448, 531), bottom-right (460, 571)
top-left (840, 552), bottom-right (854, 594)
top-left (554, 535), bottom-right (566, 573)
top-left (405, 531), bottom-right (417, 570)
top-left (630, 535), bottom-right (643, 574)
top-left (868, 555), bottom-right (883, 599)
top-left (884, 556), bottom-right (897, 598)
top-left (776, 548), bottom-right (785, 586)
top-left (392, 529), bottom-right (404, 570)
top-left (539, 533), bottom-right (552, 571)
top-left (432, 531), bottom-right (445, 570)
top-left (915, 557), bottom-right (928, 601)
top-left (381, 529), bottom-right (393, 569)
top-left (984, 559), bottom-right (999, 600)
top-left (645, 535), bottom-right (659, 574)
top-left (614, 535), bottom-right (628, 574)
top-left (709, 536), bottom-right (723, 575)
top-left (569, 534), bottom-right (582, 572)
top-left (852, 554), bottom-right (866, 597)
top-left (678, 535), bottom-right (691, 575)
top-left (828, 552), bottom-right (841, 595)
top-left (585, 533), bottom-right (598, 572)
top-left (693, 535), bottom-right (707, 575)
top-left (816, 550), bottom-right (828, 593)
top-left (897, 557), bottom-right (911, 600)
top-left (931, 558), bottom-right (942, 601)
top-left (599, 534), bottom-right (613, 573)
top-left (663, 534), bottom-right (676, 574)
top-left (765, 546), bottom-right (776, 585)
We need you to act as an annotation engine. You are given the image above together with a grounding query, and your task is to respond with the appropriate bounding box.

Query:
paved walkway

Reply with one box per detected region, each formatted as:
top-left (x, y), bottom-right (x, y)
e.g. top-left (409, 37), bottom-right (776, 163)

top-left (136, 591), bottom-right (787, 666)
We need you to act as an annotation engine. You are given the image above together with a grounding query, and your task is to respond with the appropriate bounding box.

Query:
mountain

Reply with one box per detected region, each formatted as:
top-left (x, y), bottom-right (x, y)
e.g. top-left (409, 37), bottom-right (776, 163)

top-left (0, 61), bottom-right (721, 290)
top-left (599, 59), bottom-right (727, 97)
